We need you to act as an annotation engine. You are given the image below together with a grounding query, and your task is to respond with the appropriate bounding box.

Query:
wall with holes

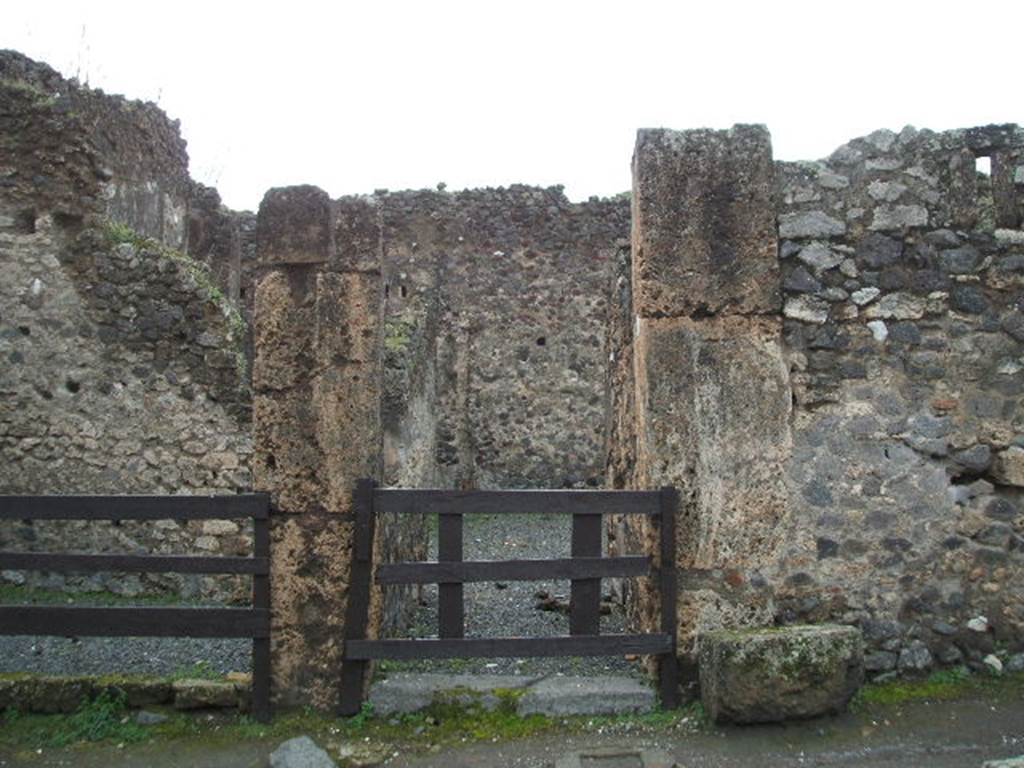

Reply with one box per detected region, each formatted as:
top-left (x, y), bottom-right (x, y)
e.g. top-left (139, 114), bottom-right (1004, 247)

top-left (0, 51), bottom-right (253, 602)
top-left (613, 122), bottom-right (1024, 684)
top-left (364, 187), bottom-right (630, 491)
top-left (773, 124), bottom-right (1024, 677)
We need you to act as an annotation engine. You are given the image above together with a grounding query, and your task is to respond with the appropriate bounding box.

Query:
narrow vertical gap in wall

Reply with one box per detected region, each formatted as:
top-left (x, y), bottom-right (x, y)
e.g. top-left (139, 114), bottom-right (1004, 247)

top-left (974, 155), bottom-right (995, 230)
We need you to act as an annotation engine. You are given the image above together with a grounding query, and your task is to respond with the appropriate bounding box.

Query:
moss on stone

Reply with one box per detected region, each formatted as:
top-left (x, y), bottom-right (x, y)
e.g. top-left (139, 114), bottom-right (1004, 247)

top-left (708, 625), bottom-right (858, 683)
top-left (383, 313), bottom-right (417, 354)
top-left (100, 218), bottom-right (250, 384)
top-left (853, 668), bottom-right (1024, 709)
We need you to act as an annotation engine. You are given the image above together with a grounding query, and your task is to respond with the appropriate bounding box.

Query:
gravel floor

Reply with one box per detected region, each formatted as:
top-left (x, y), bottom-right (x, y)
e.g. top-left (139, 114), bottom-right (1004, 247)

top-left (0, 514), bottom-right (643, 680)
top-left (386, 513), bottom-right (644, 678)
top-left (0, 633), bottom-right (251, 677)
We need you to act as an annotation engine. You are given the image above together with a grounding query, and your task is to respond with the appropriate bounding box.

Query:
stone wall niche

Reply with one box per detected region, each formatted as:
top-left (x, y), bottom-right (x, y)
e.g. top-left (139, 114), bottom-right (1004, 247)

top-left (627, 125), bottom-right (792, 663)
top-left (253, 185), bottom-right (384, 710)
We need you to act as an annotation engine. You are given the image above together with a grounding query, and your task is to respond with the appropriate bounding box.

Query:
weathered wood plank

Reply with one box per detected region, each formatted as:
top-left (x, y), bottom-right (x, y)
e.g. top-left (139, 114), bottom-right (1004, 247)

top-left (658, 486), bottom-right (680, 710)
top-left (0, 607), bottom-right (269, 638)
top-left (345, 633), bottom-right (673, 660)
top-left (0, 552), bottom-right (268, 575)
top-left (251, 516), bottom-right (271, 722)
top-left (0, 494), bottom-right (271, 520)
top-left (570, 513), bottom-right (602, 635)
top-left (338, 479), bottom-right (377, 717)
top-left (376, 556), bottom-right (651, 585)
top-left (438, 513), bottom-right (464, 639)
top-left (373, 489), bottom-right (661, 516)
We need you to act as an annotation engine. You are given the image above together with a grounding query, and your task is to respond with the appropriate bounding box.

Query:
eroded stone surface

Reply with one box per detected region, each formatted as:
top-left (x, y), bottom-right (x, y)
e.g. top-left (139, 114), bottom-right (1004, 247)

top-left (631, 125), bottom-right (779, 317)
top-left (257, 186), bottom-right (333, 265)
top-left (698, 625), bottom-right (864, 723)
top-left (269, 736), bottom-right (337, 768)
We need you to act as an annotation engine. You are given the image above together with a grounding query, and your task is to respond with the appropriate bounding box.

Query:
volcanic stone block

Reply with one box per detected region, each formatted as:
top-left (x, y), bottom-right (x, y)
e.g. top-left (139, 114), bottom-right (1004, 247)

top-left (315, 271), bottom-right (381, 366)
top-left (253, 238), bottom-right (383, 709)
top-left (631, 124), bottom-right (780, 318)
top-left (257, 185), bottom-right (333, 265)
top-left (253, 392), bottom-right (321, 515)
top-left (313, 366), bottom-right (382, 513)
top-left (633, 315), bottom-right (791, 571)
top-left (992, 150), bottom-right (1021, 228)
top-left (333, 196), bottom-right (380, 272)
top-left (699, 625), bottom-right (864, 724)
top-left (253, 269), bottom-right (316, 392)
top-left (269, 513), bottom-right (357, 709)
top-left (947, 148), bottom-right (978, 229)
top-left (172, 678), bottom-right (238, 710)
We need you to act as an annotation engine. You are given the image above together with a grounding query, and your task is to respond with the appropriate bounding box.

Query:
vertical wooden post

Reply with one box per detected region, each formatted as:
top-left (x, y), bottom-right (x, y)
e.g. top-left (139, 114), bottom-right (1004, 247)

top-left (438, 512), bottom-right (464, 638)
top-left (570, 513), bottom-right (602, 635)
top-left (338, 478), bottom-right (377, 716)
top-left (251, 495), bottom-right (271, 722)
top-left (657, 486), bottom-right (680, 709)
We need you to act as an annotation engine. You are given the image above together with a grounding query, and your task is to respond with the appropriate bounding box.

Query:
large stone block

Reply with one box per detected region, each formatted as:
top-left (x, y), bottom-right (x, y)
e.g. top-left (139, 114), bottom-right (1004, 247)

top-left (270, 514), bottom-right (354, 709)
top-left (315, 271), bottom-right (381, 367)
top-left (253, 392), bottom-right (322, 514)
top-left (634, 315), bottom-right (791, 570)
top-left (699, 625), bottom-right (864, 724)
top-left (333, 196), bottom-right (381, 272)
top-left (257, 185), bottom-right (333, 265)
top-left (631, 124), bottom-right (780, 318)
top-left (253, 269), bottom-right (316, 392)
top-left (313, 366), bottom-right (382, 512)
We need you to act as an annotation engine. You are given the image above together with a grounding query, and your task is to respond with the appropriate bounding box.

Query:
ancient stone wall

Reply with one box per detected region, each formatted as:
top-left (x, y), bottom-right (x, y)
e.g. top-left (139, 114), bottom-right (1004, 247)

top-left (6, 46), bottom-right (1024, 705)
top-left (0, 51), bottom-right (253, 601)
top-left (773, 124), bottom-right (1024, 678)
top-left (373, 186), bottom-right (629, 491)
top-left (617, 122), bottom-right (1024, 686)
top-left (253, 185), bottom-right (390, 709)
top-left (617, 126), bottom-right (792, 677)
top-left (252, 184), bottom-right (629, 705)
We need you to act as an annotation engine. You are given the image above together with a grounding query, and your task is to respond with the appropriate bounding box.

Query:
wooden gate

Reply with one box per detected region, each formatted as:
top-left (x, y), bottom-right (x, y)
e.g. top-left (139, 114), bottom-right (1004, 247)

top-left (339, 480), bottom-right (679, 714)
top-left (0, 494), bottom-right (272, 721)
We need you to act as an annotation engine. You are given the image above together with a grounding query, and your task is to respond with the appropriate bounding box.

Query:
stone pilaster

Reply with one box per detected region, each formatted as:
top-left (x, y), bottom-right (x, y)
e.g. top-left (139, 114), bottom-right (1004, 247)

top-left (628, 126), bottom-right (792, 660)
top-left (253, 186), bottom-right (383, 709)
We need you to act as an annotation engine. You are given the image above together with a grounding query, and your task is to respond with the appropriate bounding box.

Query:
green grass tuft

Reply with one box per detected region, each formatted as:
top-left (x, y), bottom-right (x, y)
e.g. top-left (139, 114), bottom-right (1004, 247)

top-left (853, 667), bottom-right (1024, 710)
top-left (168, 660), bottom-right (222, 682)
top-left (1, 691), bottom-right (147, 749)
top-left (100, 218), bottom-right (249, 382)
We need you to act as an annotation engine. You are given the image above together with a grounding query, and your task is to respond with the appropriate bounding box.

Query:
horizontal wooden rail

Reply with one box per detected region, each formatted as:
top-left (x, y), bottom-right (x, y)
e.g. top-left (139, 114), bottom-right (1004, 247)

top-left (374, 489), bottom-right (660, 516)
top-left (0, 606), bottom-right (270, 638)
top-left (376, 556), bottom-right (651, 585)
top-left (0, 494), bottom-right (271, 521)
top-left (0, 552), bottom-right (268, 575)
top-left (346, 633), bottom-right (673, 660)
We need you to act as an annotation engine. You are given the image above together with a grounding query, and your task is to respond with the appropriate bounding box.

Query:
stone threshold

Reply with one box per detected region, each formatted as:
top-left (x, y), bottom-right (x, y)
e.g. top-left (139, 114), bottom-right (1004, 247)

top-left (368, 672), bottom-right (655, 717)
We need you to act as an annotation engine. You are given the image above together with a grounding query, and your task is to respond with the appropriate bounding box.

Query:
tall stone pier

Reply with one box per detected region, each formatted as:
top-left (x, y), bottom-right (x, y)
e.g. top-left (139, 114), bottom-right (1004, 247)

top-left (628, 126), bottom-right (792, 662)
top-left (252, 185), bottom-right (384, 709)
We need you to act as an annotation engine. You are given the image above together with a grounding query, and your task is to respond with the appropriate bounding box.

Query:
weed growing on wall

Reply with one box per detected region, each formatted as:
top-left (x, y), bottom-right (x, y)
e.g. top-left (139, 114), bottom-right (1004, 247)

top-left (101, 218), bottom-right (249, 382)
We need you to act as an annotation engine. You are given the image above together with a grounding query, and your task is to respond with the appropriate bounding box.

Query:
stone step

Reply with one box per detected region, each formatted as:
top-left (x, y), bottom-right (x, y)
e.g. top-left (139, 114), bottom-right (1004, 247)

top-left (368, 673), bottom-right (655, 717)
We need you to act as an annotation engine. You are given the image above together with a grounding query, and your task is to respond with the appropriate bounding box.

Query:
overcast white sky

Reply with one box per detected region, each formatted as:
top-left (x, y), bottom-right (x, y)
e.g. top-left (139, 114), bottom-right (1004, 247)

top-left (3, 1), bottom-right (1020, 211)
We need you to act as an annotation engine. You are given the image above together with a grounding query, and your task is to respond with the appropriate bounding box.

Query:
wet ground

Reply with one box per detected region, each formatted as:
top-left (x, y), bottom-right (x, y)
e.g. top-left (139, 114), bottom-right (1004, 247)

top-left (2, 691), bottom-right (1022, 767)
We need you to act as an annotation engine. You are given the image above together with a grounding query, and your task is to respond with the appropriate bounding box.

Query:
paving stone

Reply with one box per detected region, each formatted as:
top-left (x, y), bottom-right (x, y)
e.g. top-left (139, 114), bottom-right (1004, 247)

top-left (369, 673), bottom-right (538, 715)
top-left (517, 676), bottom-right (655, 717)
top-left (269, 736), bottom-right (337, 768)
top-left (553, 748), bottom-right (677, 768)
top-left (172, 678), bottom-right (238, 710)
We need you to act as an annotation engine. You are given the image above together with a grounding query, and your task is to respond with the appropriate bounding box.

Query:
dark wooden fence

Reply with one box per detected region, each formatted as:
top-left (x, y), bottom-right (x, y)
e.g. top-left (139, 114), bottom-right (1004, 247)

top-left (0, 494), bottom-right (271, 721)
top-left (339, 480), bottom-right (679, 714)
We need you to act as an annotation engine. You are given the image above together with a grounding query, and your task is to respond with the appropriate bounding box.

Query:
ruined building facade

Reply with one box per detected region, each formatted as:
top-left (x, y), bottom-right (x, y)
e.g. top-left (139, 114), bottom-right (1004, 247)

top-left (1, 50), bottom-right (1023, 707)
